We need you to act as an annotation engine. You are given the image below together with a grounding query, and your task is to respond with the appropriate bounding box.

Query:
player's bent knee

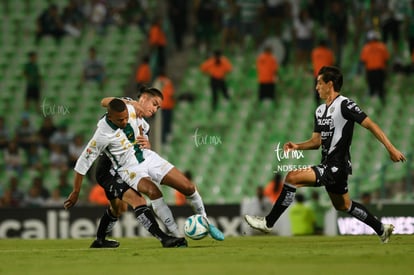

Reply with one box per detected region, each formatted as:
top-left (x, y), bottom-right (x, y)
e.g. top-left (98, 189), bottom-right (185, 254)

top-left (145, 186), bottom-right (163, 200)
top-left (336, 206), bottom-right (349, 212)
top-left (284, 171), bottom-right (301, 185)
top-left (180, 184), bottom-right (196, 196)
top-left (110, 208), bottom-right (125, 217)
top-left (334, 204), bottom-right (349, 212)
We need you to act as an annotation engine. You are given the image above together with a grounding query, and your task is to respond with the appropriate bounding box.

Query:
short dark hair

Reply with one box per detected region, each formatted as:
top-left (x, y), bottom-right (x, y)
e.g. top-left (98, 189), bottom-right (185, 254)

top-left (108, 98), bottom-right (127, 112)
top-left (318, 66), bottom-right (343, 92)
top-left (137, 86), bottom-right (164, 100)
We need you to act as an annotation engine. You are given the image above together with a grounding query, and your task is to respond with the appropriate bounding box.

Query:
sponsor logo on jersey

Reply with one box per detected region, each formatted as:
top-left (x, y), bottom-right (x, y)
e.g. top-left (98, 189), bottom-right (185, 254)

top-left (316, 166), bottom-right (325, 176)
top-left (317, 118), bottom-right (333, 126)
top-left (129, 172), bottom-right (136, 180)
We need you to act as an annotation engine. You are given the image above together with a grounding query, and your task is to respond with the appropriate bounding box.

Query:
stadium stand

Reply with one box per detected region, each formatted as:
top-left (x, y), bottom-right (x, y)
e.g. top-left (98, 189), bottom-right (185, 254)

top-left (0, 0), bottom-right (145, 202)
top-left (1, 0), bottom-right (412, 206)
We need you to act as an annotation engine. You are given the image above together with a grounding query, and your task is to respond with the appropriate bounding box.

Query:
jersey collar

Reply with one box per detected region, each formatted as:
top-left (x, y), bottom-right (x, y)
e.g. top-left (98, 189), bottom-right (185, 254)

top-left (105, 115), bottom-right (119, 130)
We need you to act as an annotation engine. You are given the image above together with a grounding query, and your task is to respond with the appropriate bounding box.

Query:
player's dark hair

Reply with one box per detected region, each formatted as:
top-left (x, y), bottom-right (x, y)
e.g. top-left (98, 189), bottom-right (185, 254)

top-left (108, 98), bottom-right (126, 112)
top-left (318, 66), bottom-right (343, 92)
top-left (137, 85), bottom-right (164, 100)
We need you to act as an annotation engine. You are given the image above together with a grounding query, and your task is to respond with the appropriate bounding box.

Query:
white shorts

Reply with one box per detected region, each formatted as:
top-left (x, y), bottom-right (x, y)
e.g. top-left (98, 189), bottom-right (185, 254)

top-left (117, 149), bottom-right (174, 191)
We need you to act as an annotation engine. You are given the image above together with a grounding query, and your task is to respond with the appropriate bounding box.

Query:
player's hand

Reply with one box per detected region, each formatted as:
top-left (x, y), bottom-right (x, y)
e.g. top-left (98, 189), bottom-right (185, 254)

top-left (389, 148), bottom-right (406, 162)
top-left (136, 136), bottom-right (151, 149)
top-left (283, 141), bottom-right (299, 152)
top-left (64, 191), bottom-right (79, 210)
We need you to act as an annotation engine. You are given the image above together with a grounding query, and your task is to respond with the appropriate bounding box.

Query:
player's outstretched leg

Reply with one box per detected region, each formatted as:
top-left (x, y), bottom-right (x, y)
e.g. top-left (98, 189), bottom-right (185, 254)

top-left (245, 183), bottom-right (297, 233)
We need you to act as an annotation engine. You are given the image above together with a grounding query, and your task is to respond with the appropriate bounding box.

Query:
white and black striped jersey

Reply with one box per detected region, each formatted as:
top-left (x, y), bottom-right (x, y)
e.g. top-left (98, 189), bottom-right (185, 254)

top-left (314, 95), bottom-right (367, 174)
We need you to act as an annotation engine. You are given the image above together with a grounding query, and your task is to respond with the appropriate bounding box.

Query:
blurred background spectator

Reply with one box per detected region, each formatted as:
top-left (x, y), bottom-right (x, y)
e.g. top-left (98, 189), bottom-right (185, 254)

top-left (289, 193), bottom-right (316, 236)
top-left (153, 67), bottom-right (175, 144)
top-left (23, 51), bottom-right (42, 112)
top-left (200, 49), bottom-right (232, 110)
top-left (307, 191), bottom-right (330, 235)
top-left (88, 183), bottom-right (109, 206)
top-left (35, 4), bottom-right (65, 44)
top-left (135, 55), bottom-right (152, 90)
top-left (81, 46), bottom-right (106, 90)
top-left (240, 185), bottom-right (273, 235)
top-left (264, 173), bottom-right (283, 203)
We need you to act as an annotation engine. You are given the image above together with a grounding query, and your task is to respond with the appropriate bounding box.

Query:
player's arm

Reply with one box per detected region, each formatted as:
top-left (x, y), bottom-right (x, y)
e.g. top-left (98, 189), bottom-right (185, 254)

top-left (101, 97), bottom-right (115, 107)
top-left (64, 172), bottom-right (83, 209)
top-left (101, 97), bottom-right (144, 116)
top-left (284, 132), bottom-right (321, 151)
top-left (64, 131), bottom-right (107, 209)
top-left (360, 117), bottom-right (406, 162)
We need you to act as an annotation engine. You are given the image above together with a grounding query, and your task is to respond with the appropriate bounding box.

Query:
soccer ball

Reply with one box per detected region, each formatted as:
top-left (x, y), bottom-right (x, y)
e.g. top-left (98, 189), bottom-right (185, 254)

top-left (184, 214), bottom-right (209, 240)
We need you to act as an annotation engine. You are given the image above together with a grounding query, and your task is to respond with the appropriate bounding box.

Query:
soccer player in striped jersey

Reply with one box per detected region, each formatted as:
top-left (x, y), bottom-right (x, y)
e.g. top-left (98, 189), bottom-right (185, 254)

top-left (64, 98), bottom-right (187, 248)
top-left (245, 66), bottom-right (406, 243)
top-left (90, 87), bottom-right (224, 247)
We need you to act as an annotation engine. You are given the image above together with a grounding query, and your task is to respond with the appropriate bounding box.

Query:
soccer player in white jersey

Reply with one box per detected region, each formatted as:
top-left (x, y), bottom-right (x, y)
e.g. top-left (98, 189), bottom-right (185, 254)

top-left (245, 66), bottom-right (406, 243)
top-left (90, 87), bottom-right (224, 247)
top-left (64, 98), bottom-right (187, 248)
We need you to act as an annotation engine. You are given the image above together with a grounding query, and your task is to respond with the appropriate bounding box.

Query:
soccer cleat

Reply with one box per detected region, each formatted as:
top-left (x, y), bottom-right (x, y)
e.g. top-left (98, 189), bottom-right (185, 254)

top-left (244, 215), bottom-right (272, 233)
top-left (379, 224), bottom-right (394, 244)
top-left (208, 224), bottom-right (225, 241)
top-left (90, 239), bottom-right (120, 248)
top-left (162, 236), bottom-right (188, 248)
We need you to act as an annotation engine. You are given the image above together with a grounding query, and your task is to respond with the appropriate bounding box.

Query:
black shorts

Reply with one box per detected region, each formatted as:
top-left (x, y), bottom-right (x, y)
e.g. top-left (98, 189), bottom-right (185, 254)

top-left (26, 85), bottom-right (40, 100)
top-left (95, 154), bottom-right (130, 200)
top-left (311, 163), bottom-right (349, 195)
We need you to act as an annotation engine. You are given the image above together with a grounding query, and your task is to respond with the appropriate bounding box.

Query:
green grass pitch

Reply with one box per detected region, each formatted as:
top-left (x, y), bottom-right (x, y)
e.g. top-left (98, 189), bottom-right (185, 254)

top-left (1, 235), bottom-right (413, 275)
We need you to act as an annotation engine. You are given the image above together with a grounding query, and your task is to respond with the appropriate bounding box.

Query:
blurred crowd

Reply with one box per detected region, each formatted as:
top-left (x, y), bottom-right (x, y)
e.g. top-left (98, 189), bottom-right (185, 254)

top-left (34, 0), bottom-right (151, 43)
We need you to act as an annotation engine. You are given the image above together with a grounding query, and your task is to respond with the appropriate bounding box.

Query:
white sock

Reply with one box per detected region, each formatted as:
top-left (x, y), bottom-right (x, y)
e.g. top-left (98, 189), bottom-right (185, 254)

top-left (187, 190), bottom-right (207, 217)
top-left (151, 197), bottom-right (181, 237)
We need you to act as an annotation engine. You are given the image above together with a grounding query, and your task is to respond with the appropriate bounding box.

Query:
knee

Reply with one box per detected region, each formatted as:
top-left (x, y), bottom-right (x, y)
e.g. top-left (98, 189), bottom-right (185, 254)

top-left (145, 185), bottom-right (163, 200)
top-left (180, 180), bottom-right (196, 196)
top-left (333, 203), bottom-right (350, 212)
top-left (334, 205), bottom-right (349, 212)
top-left (109, 204), bottom-right (127, 217)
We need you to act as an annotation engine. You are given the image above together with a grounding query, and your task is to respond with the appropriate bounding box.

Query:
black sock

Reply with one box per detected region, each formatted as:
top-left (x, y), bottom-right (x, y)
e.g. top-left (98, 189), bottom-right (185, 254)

top-left (96, 208), bottom-right (118, 240)
top-left (265, 184), bottom-right (296, 227)
top-left (347, 201), bottom-right (383, 235)
top-left (134, 205), bottom-right (169, 241)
